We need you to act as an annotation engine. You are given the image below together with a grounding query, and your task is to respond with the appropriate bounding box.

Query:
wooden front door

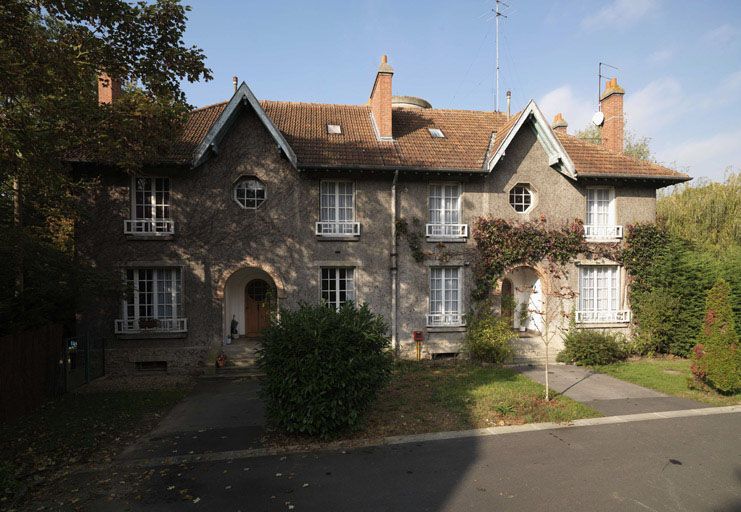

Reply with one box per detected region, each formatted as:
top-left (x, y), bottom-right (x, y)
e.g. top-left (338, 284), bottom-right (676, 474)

top-left (245, 279), bottom-right (271, 337)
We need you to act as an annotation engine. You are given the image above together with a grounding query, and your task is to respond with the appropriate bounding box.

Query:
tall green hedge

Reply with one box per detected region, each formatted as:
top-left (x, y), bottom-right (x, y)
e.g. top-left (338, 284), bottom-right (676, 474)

top-left (624, 225), bottom-right (741, 357)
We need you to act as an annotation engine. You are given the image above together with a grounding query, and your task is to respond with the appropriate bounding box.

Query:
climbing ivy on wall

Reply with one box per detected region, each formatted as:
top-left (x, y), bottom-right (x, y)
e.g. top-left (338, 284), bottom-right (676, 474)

top-left (471, 216), bottom-right (585, 301)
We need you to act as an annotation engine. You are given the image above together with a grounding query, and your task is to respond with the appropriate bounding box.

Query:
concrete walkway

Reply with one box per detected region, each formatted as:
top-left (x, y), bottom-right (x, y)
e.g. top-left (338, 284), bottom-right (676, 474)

top-left (118, 379), bottom-right (265, 460)
top-left (518, 364), bottom-right (708, 415)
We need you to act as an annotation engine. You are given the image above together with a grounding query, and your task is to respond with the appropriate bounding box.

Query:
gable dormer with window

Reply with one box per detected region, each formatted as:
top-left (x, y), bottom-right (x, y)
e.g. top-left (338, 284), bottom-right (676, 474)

top-left (316, 180), bottom-right (360, 238)
top-left (584, 187), bottom-right (622, 240)
top-left (426, 183), bottom-right (467, 241)
top-left (124, 177), bottom-right (174, 237)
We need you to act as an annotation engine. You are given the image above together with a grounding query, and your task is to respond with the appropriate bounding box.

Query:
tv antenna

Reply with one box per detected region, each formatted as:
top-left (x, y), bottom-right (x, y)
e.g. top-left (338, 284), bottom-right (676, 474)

top-left (495, 0), bottom-right (509, 112)
top-left (597, 62), bottom-right (619, 111)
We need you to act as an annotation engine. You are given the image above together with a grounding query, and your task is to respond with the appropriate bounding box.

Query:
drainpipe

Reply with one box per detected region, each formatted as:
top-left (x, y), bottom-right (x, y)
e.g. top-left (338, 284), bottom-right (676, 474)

top-left (391, 170), bottom-right (399, 355)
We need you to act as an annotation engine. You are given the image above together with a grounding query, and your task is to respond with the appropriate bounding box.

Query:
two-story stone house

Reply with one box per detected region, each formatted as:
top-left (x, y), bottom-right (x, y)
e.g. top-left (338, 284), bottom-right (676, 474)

top-left (74, 56), bottom-right (689, 374)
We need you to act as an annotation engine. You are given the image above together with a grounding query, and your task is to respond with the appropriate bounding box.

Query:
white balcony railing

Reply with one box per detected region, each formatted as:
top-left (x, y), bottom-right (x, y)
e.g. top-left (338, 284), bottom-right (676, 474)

top-left (426, 313), bottom-right (466, 327)
top-left (315, 221), bottom-right (361, 237)
top-left (425, 223), bottom-right (469, 239)
top-left (124, 219), bottom-right (175, 235)
top-left (575, 310), bottom-right (631, 324)
top-left (114, 317), bottom-right (188, 334)
top-left (584, 225), bottom-right (623, 240)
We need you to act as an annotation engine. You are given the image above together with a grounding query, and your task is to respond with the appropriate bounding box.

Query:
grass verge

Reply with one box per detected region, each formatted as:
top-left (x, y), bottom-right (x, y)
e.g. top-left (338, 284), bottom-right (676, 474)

top-left (0, 386), bottom-right (189, 507)
top-left (267, 361), bottom-right (599, 446)
top-left (594, 357), bottom-right (741, 406)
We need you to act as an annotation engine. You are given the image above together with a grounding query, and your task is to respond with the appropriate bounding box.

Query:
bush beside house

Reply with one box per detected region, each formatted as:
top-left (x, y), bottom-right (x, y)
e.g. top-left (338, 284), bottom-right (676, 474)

top-left (258, 303), bottom-right (392, 438)
top-left (464, 315), bottom-right (515, 364)
top-left (556, 329), bottom-right (627, 366)
top-left (691, 279), bottom-right (740, 394)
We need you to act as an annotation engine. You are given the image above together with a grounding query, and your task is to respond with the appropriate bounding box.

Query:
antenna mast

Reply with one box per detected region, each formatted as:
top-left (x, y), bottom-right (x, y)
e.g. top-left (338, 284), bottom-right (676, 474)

top-left (495, 0), bottom-right (508, 112)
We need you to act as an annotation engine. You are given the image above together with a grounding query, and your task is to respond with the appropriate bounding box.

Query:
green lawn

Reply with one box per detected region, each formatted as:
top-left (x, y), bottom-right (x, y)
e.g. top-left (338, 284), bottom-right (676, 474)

top-left (595, 358), bottom-right (741, 407)
top-left (269, 361), bottom-right (599, 446)
top-left (0, 388), bottom-right (188, 505)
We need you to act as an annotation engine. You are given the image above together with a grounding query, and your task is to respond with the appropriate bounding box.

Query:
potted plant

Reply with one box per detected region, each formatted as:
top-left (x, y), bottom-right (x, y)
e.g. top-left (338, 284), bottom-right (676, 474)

top-left (518, 302), bottom-right (529, 332)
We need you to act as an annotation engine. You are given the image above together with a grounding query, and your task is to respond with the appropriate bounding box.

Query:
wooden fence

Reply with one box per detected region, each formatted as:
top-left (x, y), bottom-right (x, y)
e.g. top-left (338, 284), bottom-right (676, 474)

top-left (0, 324), bottom-right (66, 422)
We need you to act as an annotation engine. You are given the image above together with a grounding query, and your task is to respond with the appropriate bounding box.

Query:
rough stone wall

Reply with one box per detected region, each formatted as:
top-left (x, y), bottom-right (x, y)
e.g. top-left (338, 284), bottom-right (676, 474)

top-left (76, 110), bottom-right (657, 373)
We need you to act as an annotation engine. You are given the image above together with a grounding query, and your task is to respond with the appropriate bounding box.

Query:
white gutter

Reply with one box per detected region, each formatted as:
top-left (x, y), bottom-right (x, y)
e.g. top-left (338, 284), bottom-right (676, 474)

top-left (390, 170), bottom-right (399, 355)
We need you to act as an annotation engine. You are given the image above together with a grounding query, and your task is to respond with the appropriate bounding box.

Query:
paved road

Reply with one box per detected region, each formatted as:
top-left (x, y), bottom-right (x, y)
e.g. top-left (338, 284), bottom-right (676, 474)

top-left (519, 365), bottom-right (708, 415)
top-left (89, 411), bottom-right (740, 512)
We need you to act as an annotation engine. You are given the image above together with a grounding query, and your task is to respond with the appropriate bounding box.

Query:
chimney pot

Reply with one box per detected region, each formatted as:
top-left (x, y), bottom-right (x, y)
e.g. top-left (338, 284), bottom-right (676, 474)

top-left (233, 76), bottom-right (238, 93)
top-left (552, 113), bottom-right (568, 134)
top-left (370, 54), bottom-right (394, 140)
top-left (599, 76), bottom-right (625, 153)
top-left (97, 72), bottom-right (121, 105)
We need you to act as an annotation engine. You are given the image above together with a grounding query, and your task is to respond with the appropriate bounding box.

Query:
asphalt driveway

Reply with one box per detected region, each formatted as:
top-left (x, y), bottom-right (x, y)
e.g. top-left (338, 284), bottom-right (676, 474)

top-left (118, 378), bottom-right (265, 461)
top-left (518, 364), bottom-right (709, 415)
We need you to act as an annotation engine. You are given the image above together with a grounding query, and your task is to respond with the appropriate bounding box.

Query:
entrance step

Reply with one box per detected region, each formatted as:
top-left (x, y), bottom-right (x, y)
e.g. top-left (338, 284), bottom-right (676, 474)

top-left (203, 369), bottom-right (265, 380)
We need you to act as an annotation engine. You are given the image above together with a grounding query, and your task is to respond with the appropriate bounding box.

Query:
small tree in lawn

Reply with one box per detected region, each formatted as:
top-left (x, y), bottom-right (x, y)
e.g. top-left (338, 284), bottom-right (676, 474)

top-left (691, 279), bottom-right (740, 393)
top-left (530, 282), bottom-right (575, 401)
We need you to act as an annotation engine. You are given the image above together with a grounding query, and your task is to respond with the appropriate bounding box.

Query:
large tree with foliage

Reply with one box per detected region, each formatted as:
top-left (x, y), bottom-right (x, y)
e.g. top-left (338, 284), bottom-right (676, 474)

top-left (0, 0), bottom-right (211, 334)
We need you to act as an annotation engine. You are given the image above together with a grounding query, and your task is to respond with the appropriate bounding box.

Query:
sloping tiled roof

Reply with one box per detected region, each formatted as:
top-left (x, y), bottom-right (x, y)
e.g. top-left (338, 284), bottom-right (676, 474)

top-left (556, 133), bottom-right (685, 178)
top-left (135, 98), bottom-right (691, 181)
top-left (262, 101), bottom-right (506, 170)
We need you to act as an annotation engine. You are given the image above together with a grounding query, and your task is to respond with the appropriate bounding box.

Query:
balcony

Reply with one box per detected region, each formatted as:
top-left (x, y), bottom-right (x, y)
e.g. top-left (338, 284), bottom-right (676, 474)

top-left (575, 310), bottom-right (631, 324)
top-left (425, 223), bottom-right (468, 240)
top-left (584, 224), bottom-right (623, 240)
top-left (124, 219), bottom-right (175, 236)
top-left (315, 221), bottom-right (361, 237)
top-left (426, 313), bottom-right (466, 327)
top-left (114, 317), bottom-right (188, 334)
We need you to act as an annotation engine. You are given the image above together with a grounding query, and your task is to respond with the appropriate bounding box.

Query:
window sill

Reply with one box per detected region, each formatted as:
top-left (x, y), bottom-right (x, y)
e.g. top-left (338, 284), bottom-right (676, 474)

top-left (316, 235), bottom-right (360, 242)
top-left (575, 322), bottom-right (630, 329)
top-left (426, 325), bottom-right (467, 333)
top-left (125, 234), bottom-right (174, 241)
top-left (426, 237), bottom-right (468, 244)
top-left (116, 331), bottom-right (187, 340)
top-left (584, 237), bottom-right (622, 243)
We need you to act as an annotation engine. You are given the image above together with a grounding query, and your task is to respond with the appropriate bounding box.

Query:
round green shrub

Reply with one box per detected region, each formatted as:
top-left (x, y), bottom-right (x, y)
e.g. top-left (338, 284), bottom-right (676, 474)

top-left (258, 303), bottom-right (392, 438)
top-left (465, 316), bottom-right (515, 364)
top-left (556, 329), bottom-right (627, 366)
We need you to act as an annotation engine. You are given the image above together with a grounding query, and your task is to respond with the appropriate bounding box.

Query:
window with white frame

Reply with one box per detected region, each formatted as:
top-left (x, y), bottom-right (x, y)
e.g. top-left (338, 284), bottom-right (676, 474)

top-left (428, 267), bottom-right (464, 326)
top-left (585, 187), bottom-right (622, 239)
top-left (234, 177), bottom-right (266, 209)
top-left (317, 181), bottom-right (359, 236)
top-left (117, 268), bottom-right (185, 333)
top-left (125, 177), bottom-right (173, 234)
top-left (427, 184), bottom-right (467, 238)
top-left (509, 184), bottom-right (533, 213)
top-left (577, 265), bottom-right (629, 323)
top-left (321, 268), bottom-right (355, 310)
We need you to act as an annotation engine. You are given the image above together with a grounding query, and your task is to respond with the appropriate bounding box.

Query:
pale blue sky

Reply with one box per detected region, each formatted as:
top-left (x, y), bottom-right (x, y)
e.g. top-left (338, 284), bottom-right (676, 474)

top-left (180, 0), bottom-right (741, 181)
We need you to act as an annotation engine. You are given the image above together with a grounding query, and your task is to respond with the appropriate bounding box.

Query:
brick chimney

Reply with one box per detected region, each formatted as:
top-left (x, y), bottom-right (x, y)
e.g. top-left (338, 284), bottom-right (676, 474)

top-left (600, 77), bottom-right (625, 153)
top-left (369, 55), bottom-right (394, 140)
top-left (551, 113), bottom-right (568, 134)
top-left (97, 73), bottom-right (121, 105)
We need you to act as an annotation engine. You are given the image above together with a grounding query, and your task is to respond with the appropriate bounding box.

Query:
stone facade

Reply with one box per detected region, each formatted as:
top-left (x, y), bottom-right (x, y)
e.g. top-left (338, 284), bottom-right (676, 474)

top-left (76, 105), bottom-right (659, 374)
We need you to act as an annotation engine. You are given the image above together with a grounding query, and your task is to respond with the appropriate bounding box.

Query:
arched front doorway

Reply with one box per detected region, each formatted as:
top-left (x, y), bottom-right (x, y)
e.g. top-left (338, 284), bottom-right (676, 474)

top-left (224, 267), bottom-right (277, 340)
top-left (503, 267), bottom-right (544, 333)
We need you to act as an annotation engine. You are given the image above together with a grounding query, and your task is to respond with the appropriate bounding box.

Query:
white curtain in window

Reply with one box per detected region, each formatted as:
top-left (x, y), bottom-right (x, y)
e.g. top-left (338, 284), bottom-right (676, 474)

top-left (587, 188), bottom-right (613, 226)
top-left (579, 266), bottom-right (619, 312)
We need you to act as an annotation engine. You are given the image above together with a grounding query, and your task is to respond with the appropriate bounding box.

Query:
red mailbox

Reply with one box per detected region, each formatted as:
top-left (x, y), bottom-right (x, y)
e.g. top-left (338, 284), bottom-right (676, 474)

top-left (413, 330), bottom-right (424, 342)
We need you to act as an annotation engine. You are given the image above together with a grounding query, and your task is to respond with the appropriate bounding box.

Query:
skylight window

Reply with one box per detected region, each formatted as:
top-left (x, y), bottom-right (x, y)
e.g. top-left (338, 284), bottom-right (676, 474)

top-left (428, 128), bottom-right (445, 138)
top-left (327, 124), bottom-right (342, 135)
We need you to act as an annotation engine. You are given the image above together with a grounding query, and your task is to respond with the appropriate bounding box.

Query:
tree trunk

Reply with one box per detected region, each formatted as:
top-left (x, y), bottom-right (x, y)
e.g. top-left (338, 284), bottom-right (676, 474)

top-left (13, 176), bottom-right (23, 298)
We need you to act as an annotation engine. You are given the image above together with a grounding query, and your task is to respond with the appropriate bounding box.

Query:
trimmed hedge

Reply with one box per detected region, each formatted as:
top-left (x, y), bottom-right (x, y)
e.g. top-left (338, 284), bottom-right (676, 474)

top-left (556, 329), bottom-right (627, 366)
top-left (258, 303), bottom-right (392, 438)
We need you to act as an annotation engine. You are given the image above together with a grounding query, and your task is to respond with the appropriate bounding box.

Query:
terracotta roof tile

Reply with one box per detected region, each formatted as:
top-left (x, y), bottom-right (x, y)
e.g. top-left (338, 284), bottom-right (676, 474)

top-left (79, 97), bottom-right (690, 182)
